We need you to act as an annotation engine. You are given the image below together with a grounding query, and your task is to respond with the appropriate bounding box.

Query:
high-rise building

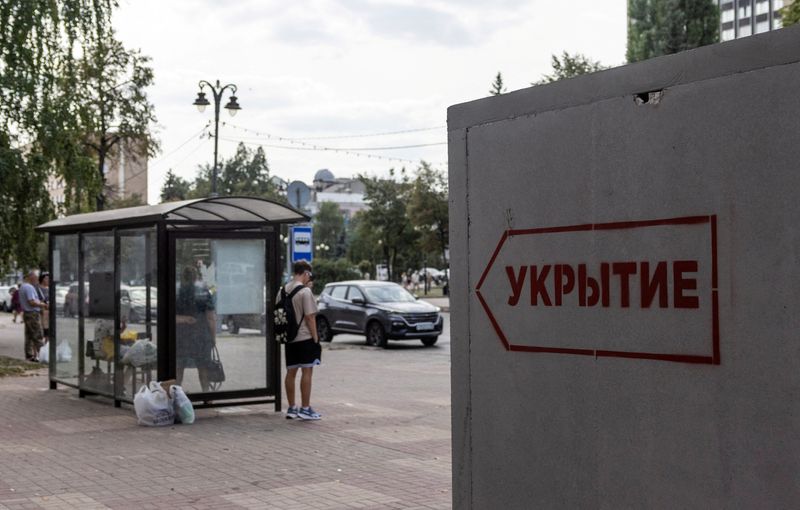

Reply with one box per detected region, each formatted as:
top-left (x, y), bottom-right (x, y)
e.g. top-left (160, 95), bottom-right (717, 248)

top-left (718, 0), bottom-right (793, 41)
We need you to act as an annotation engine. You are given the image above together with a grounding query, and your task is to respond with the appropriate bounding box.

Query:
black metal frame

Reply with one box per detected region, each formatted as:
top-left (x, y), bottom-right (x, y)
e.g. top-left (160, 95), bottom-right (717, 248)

top-left (45, 216), bottom-right (285, 411)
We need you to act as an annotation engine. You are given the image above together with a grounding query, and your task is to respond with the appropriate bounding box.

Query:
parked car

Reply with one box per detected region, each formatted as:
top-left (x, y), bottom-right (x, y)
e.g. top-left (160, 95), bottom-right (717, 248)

top-left (54, 285), bottom-right (69, 312)
top-left (63, 283), bottom-right (85, 317)
top-left (224, 313), bottom-right (266, 334)
top-left (0, 286), bottom-right (11, 312)
top-left (125, 286), bottom-right (157, 323)
top-left (316, 280), bottom-right (443, 347)
top-left (420, 267), bottom-right (446, 284)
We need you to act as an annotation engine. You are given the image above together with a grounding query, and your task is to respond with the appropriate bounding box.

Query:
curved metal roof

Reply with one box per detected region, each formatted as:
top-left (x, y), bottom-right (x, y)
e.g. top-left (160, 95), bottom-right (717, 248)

top-left (36, 196), bottom-right (310, 233)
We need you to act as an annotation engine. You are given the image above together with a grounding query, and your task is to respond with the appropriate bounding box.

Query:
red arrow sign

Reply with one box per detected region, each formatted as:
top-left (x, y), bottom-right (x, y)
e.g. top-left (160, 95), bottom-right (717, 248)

top-left (474, 215), bottom-right (720, 365)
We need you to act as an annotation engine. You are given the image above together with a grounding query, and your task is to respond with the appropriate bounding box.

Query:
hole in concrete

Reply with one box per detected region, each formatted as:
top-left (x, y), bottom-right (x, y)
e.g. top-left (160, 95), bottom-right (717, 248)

top-left (634, 89), bottom-right (664, 105)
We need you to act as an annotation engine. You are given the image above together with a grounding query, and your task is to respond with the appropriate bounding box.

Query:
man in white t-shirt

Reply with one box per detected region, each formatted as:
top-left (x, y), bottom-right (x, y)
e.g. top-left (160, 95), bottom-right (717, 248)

top-left (279, 260), bottom-right (321, 420)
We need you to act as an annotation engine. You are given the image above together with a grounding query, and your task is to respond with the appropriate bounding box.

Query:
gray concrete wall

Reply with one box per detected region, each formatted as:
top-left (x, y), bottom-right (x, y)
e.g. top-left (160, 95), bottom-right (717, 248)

top-left (448, 25), bottom-right (800, 509)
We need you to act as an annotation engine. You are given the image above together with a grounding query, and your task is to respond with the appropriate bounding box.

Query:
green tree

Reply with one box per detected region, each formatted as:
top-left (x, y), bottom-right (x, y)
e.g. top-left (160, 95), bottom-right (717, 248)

top-left (311, 258), bottom-right (361, 290)
top-left (358, 169), bottom-right (418, 281)
top-left (535, 52), bottom-right (607, 84)
top-left (627, 0), bottom-right (719, 63)
top-left (346, 211), bottom-right (379, 271)
top-left (160, 169), bottom-right (191, 202)
top-left (189, 143), bottom-right (283, 201)
top-left (76, 29), bottom-right (159, 210)
top-left (407, 162), bottom-right (448, 267)
top-left (489, 71), bottom-right (506, 95)
top-left (0, 0), bottom-right (115, 271)
top-left (781, 1), bottom-right (800, 26)
top-left (106, 193), bottom-right (145, 210)
top-left (313, 202), bottom-right (345, 259)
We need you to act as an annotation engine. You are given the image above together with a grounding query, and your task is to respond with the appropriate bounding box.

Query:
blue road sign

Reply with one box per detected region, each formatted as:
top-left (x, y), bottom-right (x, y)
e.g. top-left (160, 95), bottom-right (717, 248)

top-left (291, 226), bottom-right (313, 263)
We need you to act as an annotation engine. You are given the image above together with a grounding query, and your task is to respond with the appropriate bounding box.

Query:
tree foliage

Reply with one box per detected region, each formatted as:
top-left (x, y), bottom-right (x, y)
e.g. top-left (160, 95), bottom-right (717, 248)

top-left (76, 29), bottom-right (158, 210)
top-left (0, 0), bottom-right (117, 271)
top-left (627, 0), bottom-right (719, 63)
top-left (357, 169), bottom-right (418, 281)
top-left (489, 71), bottom-right (506, 95)
top-left (106, 192), bottom-right (145, 210)
top-left (184, 142), bottom-right (284, 202)
top-left (535, 52), bottom-right (607, 84)
top-left (407, 162), bottom-right (448, 267)
top-left (160, 169), bottom-right (191, 202)
top-left (782, 1), bottom-right (800, 27)
top-left (314, 202), bottom-right (345, 259)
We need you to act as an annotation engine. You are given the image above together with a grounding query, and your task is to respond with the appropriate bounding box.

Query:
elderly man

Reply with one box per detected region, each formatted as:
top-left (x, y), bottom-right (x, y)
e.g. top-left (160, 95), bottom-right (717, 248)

top-left (19, 270), bottom-right (48, 362)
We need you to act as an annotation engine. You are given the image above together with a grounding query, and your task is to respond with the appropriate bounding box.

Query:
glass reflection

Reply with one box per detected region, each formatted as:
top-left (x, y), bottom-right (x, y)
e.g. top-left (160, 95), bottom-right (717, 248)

top-left (176, 265), bottom-right (216, 392)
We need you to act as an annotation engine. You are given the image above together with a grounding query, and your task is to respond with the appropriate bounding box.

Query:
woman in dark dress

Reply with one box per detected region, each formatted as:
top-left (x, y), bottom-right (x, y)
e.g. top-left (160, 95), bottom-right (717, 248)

top-left (175, 266), bottom-right (215, 392)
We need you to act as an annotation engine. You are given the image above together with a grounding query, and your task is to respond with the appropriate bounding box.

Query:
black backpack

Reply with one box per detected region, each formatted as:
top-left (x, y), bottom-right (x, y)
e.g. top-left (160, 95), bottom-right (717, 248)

top-left (274, 285), bottom-right (304, 344)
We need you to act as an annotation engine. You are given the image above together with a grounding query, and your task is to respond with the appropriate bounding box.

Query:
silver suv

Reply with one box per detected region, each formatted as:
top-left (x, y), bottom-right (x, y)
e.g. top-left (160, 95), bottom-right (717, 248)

top-left (316, 280), bottom-right (443, 348)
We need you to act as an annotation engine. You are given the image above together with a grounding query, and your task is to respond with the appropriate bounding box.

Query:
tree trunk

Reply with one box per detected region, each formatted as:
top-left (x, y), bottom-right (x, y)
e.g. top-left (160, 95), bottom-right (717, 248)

top-left (96, 140), bottom-right (107, 211)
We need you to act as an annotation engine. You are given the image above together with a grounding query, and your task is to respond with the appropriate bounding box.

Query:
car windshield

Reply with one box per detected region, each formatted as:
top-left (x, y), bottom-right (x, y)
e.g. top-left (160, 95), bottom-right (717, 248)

top-left (363, 284), bottom-right (416, 303)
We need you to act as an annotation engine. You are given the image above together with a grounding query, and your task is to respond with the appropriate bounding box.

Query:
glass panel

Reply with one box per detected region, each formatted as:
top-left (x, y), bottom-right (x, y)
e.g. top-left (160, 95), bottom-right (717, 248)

top-left (348, 287), bottom-right (365, 301)
top-left (53, 235), bottom-right (79, 385)
top-left (330, 286), bottom-right (347, 300)
top-left (81, 232), bottom-right (115, 395)
top-left (117, 228), bottom-right (158, 399)
top-left (175, 238), bottom-right (267, 394)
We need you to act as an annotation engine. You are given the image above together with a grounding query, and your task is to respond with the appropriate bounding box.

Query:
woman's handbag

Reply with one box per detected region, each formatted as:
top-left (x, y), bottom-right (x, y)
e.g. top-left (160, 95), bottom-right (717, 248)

top-left (207, 345), bottom-right (225, 390)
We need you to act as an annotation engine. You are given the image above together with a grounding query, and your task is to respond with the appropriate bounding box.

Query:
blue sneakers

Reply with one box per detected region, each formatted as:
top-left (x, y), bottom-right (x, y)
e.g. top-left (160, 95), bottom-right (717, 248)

top-left (286, 406), bottom-right (299, 419)
top-left (297, 407), bottom-right (321, 420)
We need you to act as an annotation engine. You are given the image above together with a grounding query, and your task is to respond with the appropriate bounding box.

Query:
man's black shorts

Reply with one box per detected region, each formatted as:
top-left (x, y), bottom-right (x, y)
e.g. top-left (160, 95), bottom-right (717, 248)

top-left (285, 339), bottom-right (321, 369)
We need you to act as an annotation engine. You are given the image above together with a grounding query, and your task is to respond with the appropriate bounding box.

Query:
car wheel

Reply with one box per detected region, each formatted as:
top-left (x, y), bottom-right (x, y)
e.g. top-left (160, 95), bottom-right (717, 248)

top-left (129, 310), bottom-right (140, 324)
top-left (366, 321), bottom-right (387, 348)
top-left (226, 317), bottom-right (239, 334)
top-left (421, 336), bottom-right (438, 347)
top-left (317, 316), bottom-right (333, 342)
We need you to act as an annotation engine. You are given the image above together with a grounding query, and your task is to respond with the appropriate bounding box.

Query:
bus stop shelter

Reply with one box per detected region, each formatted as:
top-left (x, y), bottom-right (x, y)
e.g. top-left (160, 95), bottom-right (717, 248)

top-left (36, 196), bottom-right (309, 409)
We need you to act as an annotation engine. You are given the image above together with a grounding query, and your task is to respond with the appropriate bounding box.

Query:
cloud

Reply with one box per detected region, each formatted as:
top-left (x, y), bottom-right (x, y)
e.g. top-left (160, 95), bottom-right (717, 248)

top-left (343, 0), bottom-right (476, 45)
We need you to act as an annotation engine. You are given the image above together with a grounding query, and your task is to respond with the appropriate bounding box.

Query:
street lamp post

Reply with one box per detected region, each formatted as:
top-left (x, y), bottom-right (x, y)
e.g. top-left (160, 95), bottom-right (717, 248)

top-left (193, 79), bottom-right (241, 197)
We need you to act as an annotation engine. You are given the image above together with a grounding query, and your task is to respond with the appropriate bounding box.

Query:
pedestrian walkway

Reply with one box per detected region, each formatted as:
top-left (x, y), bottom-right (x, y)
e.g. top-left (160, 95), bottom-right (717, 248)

top-left (0, 316), bottom-right (453, 509)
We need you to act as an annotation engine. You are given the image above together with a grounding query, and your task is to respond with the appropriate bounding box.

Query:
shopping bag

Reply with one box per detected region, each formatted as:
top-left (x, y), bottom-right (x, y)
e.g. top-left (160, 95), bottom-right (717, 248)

top-left (133, 381), bottom-right (175, 426)
top-left (122, 339), bottom-right (156, 367)
top-left (56, 341), bottom-right (72, 362)
top-left (170, 385), bottom-right (195, 424)
top-left (38, 345), bottom-right (49, 364)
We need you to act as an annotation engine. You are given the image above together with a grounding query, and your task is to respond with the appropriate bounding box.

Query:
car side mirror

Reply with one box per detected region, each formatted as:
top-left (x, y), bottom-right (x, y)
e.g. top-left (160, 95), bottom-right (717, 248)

top-left (351, 297), bottom-right (366, 305)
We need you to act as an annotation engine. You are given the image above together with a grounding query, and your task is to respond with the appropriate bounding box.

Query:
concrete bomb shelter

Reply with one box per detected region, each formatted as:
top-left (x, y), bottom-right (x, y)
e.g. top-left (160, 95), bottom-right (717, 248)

top-left (448, 26), bottom-right (800, 509)
top-left (36, 196), bottom-right (309, 409)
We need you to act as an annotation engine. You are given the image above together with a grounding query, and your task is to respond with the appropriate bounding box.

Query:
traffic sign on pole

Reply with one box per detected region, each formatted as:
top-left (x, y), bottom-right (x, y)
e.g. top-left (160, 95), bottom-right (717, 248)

top-left (291, 226), bottom-right (313, 263)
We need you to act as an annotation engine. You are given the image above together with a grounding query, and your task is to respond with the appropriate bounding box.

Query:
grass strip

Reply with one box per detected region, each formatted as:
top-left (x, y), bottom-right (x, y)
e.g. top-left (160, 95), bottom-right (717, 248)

top-left (0, 356), bottom-right (43, 377)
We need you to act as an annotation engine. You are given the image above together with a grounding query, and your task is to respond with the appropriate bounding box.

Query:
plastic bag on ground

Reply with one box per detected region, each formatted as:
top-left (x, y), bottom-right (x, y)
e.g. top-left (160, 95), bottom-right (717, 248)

top-left (38, 345), bottom-right (48, 364)
top-left (121, 339), bottom-right (156, 367)
top-left (170, 385), bottom-right (195, 424)
top-left (133, 381), bottom-right (175, 426)
top-left (56, 341), bottom-right (72, 362)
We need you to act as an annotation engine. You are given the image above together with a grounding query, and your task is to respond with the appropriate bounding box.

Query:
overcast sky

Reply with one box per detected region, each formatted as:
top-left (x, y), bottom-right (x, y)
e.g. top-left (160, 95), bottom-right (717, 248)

top-left (114, 1), bottom-right (627, 203)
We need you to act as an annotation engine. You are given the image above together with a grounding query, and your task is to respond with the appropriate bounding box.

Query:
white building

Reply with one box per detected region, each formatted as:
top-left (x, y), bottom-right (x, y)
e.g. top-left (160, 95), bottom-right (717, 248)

top-left (718, 0), bottom-right (793, 41)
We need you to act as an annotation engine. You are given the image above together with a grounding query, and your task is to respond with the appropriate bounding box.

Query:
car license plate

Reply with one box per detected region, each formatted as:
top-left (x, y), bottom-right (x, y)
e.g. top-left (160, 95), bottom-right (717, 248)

top-left (416, 322), bottom-right (434, 331)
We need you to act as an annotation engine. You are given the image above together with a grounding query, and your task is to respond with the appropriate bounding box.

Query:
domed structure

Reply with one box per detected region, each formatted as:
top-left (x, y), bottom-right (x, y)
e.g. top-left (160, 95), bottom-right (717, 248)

top-left (314, 168), bottom-right (335, 183)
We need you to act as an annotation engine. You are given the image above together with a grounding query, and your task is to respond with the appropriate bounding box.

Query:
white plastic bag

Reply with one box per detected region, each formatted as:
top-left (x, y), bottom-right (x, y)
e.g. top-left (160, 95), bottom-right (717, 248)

top-left (170, 385), bottom-right (195, 424)
top-left (38, 345), bottom-right (49, 364)
top-left (56, 341), bottom-right (72, 362)
top-left (122, 339), bottom-right (156, 367)
top-left (133, 381), bottom-right (175, 426)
